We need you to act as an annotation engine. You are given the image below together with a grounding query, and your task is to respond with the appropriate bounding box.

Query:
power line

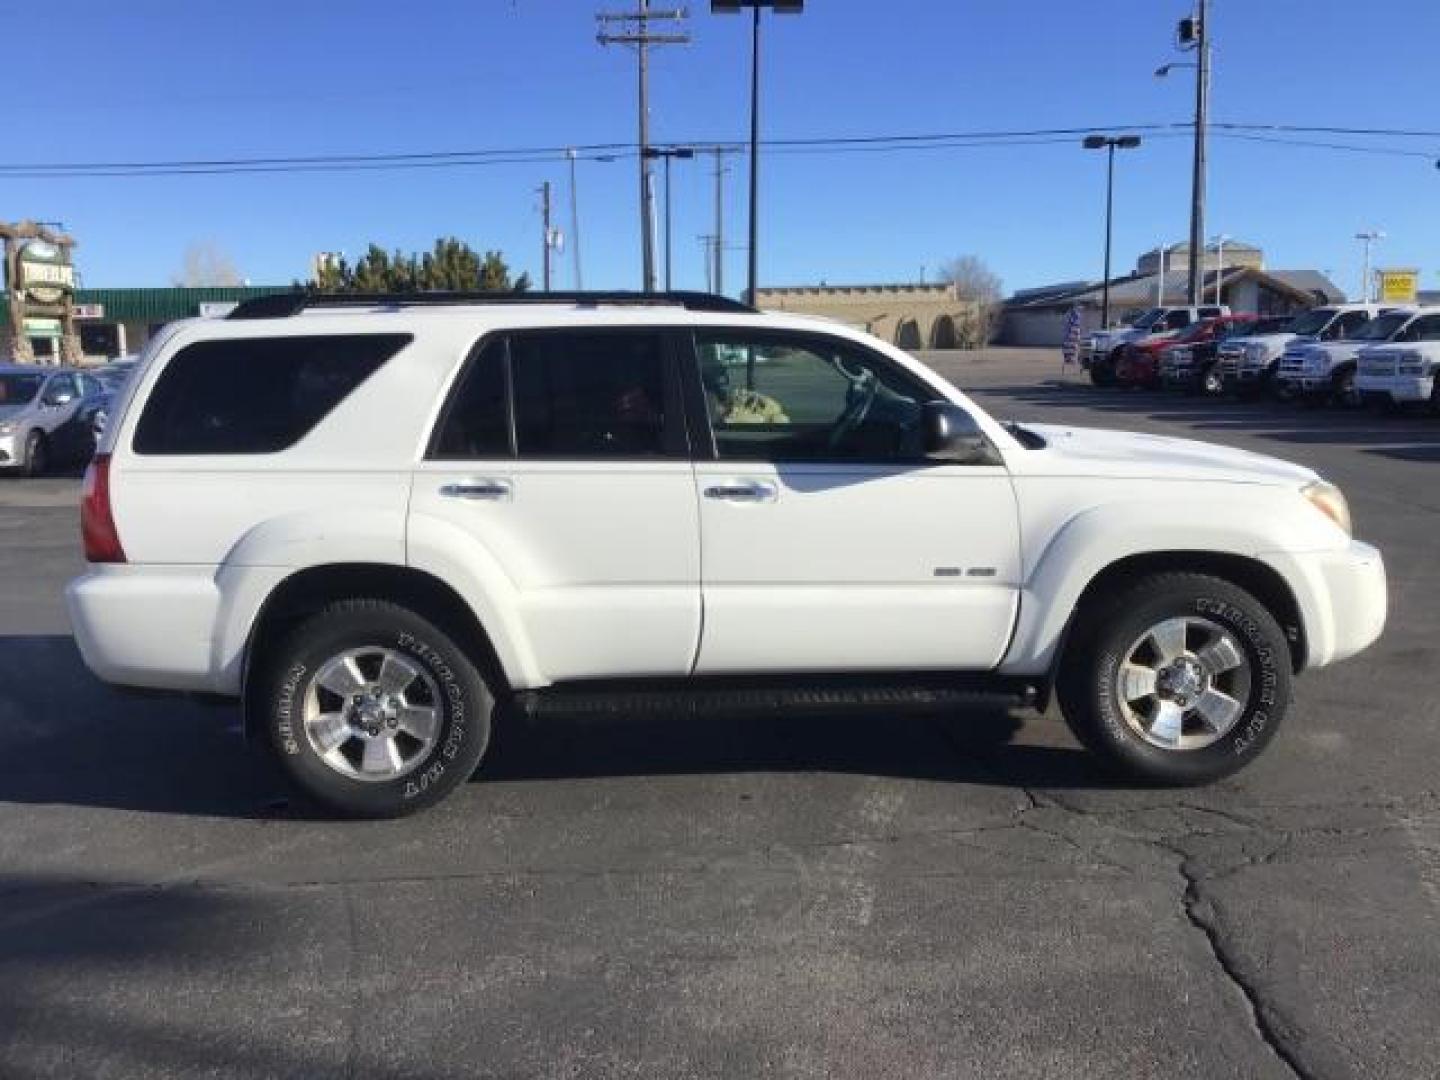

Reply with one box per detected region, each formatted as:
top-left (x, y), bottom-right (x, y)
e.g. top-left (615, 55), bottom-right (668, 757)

top-left (0, 121), bottom-right (1434, 179)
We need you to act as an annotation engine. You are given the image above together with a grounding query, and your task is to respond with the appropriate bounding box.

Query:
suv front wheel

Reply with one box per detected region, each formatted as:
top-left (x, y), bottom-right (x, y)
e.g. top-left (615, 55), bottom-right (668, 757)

top-left (255, 599), bottom-right (495, 817)
top-left (1057, 573), bottom-right (1292, 785)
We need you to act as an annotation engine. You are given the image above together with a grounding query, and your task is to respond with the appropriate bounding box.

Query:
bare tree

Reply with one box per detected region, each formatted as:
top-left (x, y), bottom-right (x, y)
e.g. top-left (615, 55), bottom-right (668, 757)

top-left (173, 241), bottom-right (244, 287)
top-left (939, 255), bottom-right (1004, 347)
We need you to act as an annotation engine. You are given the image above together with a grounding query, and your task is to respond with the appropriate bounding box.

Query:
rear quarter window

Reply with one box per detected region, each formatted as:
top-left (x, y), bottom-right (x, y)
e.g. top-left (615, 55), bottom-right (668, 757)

top-left (133, 334), bottom-right (410, 455)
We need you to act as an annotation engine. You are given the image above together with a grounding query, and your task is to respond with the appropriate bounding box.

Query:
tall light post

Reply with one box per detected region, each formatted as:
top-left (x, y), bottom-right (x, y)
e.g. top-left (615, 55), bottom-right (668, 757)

top-left (1084, 135), bottom-right (1142, 329)
top-left (1355, 230), bottom-right (1385, 302)
top-left (711, 0), bottom-right (804, 304)
top-left (643, 146), bottom-right (695, 291)
top-left (1209, 232), bottom-right (1230, 304)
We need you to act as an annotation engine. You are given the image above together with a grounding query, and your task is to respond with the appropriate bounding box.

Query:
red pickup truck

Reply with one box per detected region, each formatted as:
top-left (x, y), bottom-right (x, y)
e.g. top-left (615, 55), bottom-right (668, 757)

top-left (1116, 315), bottom-right (1257, 388)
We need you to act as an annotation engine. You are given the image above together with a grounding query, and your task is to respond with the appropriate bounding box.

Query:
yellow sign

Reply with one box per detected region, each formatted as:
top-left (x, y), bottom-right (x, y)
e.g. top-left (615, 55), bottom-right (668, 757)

top-left (1378, 269), bottom-right (1418, 304)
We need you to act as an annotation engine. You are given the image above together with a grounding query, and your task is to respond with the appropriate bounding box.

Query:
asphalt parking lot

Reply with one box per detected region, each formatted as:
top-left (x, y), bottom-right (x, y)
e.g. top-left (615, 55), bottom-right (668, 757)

top-left (2, 349), bottom-right (1436, 1080)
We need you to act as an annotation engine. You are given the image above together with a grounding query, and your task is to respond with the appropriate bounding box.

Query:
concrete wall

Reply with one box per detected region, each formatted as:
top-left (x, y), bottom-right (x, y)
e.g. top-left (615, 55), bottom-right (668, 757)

top-left (755, 285), bottom-right (983, 350)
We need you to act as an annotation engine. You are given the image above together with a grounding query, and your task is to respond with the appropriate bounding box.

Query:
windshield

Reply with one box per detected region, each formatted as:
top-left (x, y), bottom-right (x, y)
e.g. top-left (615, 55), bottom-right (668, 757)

top-left (1285, 309), bottom-right (1337, 336)
top-left (0, 373), bottom-right (44, 406)
top-left (1350, 311), bottom-right (1410, 342)
top-left (1131, 308), bottom-right (1165, 329)
top-left (1220, 321), bottom-right (1257, 339)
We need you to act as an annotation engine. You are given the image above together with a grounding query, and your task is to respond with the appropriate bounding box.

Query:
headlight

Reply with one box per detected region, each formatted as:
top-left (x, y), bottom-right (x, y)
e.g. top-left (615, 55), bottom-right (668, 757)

top-left (0, 422), bottom-right (14, 436)
top-left (1302, 481), bottom-right (1352, 536)
top-left (1245, 344), bottom-right (1267, 362)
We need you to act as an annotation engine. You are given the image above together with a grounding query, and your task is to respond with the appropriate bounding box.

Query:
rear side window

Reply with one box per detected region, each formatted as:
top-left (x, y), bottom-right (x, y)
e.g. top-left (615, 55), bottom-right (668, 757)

top-left (510, 330), bottom-right (670, 458)
top-left (430, 337), bottom-right (511, 459)
top-left (134, 334), bottom-right (410, 455)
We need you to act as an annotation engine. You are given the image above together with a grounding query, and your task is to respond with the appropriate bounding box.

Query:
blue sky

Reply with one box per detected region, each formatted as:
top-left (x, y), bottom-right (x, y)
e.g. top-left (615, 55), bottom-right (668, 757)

top-left (7, 0), bottom-right (1439, 298)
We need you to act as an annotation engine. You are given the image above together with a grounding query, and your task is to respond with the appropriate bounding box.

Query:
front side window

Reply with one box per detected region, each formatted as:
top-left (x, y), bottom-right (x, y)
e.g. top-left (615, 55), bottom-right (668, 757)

top-left (694, 332), bottom-right (933, 463)
top-left (134, 334), bottom-right (409, 455)
top-left (1164, 310), bottom-right (1191, 330)
top-left (1402, 314), bottom-right (1440, 342)
top-left (510, 330), bottom-right (669, 458)
top-left (1350, 312), bottom-right (1410, 342)
top-left (42, 375), bottom-right (79, 405)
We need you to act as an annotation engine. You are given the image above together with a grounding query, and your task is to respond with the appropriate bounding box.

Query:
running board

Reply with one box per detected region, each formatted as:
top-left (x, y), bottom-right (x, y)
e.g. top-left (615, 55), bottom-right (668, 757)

top-left (514, 676), bottom-right (1037, 721)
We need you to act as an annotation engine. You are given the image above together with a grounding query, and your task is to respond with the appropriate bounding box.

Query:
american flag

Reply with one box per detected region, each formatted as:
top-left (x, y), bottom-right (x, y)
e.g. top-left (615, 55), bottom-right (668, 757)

top-left (1061, 306), bottom-right (1082, 366)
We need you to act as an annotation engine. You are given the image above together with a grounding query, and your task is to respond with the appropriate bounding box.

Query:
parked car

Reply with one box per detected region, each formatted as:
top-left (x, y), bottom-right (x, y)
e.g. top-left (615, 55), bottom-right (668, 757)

top-left (88, 358), bottom-right (140, 439)
top-left (1163, 316), bottom-right (1290, 394)
top-left (1352, 314), bottom-right (1440, 412)
top-left (1083, 305), bottom-right (1230, 386)
top-left (1218, 304), bottom-right (1385, 396)
top-left (67, 291), bottom-right (1387, 817)
top-left (1118, 314), bottom-right (1256, 389)
top-left (1276, 307), bottom-right (1439, 407)
top-left (0, 365), bottom-right (109, 476)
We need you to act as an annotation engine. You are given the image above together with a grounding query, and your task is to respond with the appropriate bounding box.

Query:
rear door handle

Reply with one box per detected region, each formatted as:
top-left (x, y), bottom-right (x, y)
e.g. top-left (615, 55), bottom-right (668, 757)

top-left (703, 480), bottom-right (778, 503)
top-left (440, 478), bottom-right (513, 502)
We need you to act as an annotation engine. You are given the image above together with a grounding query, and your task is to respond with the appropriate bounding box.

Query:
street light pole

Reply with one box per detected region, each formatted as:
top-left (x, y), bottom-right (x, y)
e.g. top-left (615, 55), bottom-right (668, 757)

top-left (1356, 230), bottom-right (1384, 302)
top-left (644, 146), bottom-right (695, 292)
top-left (1084, 134), bottom-right (1142, 329)
top-left (712, 2), bottom-right (804, 304)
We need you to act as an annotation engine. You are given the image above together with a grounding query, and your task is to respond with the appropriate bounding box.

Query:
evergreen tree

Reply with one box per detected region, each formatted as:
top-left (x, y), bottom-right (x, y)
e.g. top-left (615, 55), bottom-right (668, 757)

top-left (310, 238), bottom-right (525, 293)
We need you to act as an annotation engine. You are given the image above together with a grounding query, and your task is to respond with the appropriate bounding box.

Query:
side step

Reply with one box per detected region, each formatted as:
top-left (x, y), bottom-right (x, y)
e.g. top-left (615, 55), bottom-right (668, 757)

top-left (514, 676), bottom-right (1037, 721)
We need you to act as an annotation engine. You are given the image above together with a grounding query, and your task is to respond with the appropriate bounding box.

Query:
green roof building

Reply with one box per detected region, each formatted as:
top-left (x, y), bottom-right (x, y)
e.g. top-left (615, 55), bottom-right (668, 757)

top-left (1, 285), bottom-right (292, 362)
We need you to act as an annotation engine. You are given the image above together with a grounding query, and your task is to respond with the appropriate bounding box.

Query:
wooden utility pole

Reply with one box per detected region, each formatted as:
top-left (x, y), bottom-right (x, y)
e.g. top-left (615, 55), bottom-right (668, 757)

top-left (539, 181), bottom-right (553, 291)
top-left (597, 4), bottom-right (689, 292)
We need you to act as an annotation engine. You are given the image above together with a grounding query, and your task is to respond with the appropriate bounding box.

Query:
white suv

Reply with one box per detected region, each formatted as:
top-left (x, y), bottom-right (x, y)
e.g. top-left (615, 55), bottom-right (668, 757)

top-left (67, 292), bottom-right (1388, 817)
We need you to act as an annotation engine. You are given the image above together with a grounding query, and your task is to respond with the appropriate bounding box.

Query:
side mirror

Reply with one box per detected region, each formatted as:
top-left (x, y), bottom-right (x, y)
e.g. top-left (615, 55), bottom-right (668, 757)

top-left (922, 402), bottom-right (997, 465)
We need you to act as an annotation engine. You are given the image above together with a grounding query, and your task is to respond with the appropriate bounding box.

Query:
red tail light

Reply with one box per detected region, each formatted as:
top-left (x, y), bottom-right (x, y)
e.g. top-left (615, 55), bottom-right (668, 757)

top-left (81, 454), bottom-right (126, 563)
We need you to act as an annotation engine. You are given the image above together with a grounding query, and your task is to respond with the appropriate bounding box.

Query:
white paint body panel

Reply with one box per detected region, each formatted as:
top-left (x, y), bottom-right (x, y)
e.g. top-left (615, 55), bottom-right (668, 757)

top-left (65, 303), bottom-right (1388, 698)
top-left (692, 462), bottom-right (1020, 672)
top-left (410, 460), bottom-right (701, 684)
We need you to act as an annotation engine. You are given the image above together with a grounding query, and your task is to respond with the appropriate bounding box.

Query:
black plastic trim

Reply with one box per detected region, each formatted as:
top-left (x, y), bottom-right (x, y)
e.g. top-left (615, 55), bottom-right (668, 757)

top-left (227, 290), bottom-right (755, 320)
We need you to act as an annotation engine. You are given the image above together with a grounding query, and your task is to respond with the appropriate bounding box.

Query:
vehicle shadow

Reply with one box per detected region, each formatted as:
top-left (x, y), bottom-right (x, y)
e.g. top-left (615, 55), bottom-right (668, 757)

top-left (0, 635), bottom-right (1118, 821)
top-left (0, 871), bottom-right (463, 1079)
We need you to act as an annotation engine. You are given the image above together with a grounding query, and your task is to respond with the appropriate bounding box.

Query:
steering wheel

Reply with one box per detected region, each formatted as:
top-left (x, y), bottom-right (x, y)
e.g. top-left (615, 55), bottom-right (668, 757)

top-left (829, 371), bottom-right (880, 450)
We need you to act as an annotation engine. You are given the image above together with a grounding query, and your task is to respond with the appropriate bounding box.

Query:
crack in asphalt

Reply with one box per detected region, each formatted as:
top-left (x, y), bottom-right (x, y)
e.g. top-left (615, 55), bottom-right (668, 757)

top-left (1166, 844), bottom-right (1312, 1080)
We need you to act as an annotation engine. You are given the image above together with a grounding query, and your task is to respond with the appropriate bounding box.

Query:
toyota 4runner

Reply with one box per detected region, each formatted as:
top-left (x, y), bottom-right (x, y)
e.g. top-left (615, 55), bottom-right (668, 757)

top-left (67, 292), bottom-right (1388, 817)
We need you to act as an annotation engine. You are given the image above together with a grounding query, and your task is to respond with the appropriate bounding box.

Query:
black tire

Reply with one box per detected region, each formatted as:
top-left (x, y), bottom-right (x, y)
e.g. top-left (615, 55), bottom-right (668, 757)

top-left (1331, 367), bottom-right (1360, 409)
top-left (1057, 572), bottom-right (1292, 785)
top-left (1089, 350), bottom-right (1121, 387)
top-left (255, 599), bottom-right (495, 818)
top-left (22, 431), bottom-right (48, 478)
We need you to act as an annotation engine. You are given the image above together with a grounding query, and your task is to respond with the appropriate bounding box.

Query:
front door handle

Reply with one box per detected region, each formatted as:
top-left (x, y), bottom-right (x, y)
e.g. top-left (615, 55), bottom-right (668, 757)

top-left (703, 480), bottom-right (778, 503)
top-left (440, 478), bottom-right (513, 502)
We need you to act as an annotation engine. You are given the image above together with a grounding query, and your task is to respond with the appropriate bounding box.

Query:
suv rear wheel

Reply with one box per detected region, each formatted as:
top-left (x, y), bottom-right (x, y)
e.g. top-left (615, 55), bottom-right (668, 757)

top-left (1057, 573), bottom-right (1291, 785)
top-left (22, 431), bottom-right (48, 478)
top-left (255, 599), bottom-right (495, 817)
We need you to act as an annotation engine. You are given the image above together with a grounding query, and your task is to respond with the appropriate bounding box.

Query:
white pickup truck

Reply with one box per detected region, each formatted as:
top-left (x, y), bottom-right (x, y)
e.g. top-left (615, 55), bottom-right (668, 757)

top-left (1354, 312), bottom-right (1440, 410)
top-left (1217, 304), bottom-right (1385, 395)
top-left (66, 291), bottom-right (1387, 817)
top-left (1082, 305), bottom-right (1228, 386)
top-left (1276, 307), bottom-right (1439, 406)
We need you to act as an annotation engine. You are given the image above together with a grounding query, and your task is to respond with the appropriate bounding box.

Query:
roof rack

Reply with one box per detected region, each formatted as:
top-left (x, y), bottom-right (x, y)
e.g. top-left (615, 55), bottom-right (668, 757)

top-left (226, 290), bottom-right (755, 320)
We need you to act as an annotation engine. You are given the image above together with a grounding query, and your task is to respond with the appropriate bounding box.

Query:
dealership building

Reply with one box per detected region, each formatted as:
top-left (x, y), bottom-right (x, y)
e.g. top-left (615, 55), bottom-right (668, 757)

top-left (0, 285), bottom-right (290, 363)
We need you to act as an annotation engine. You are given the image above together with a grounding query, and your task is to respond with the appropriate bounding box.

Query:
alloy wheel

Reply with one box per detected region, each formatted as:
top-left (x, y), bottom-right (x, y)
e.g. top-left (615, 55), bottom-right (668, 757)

top-left (1113, 616), bottom-right (1253, 751)
top-left (301, 647), bottom-right (443, 781)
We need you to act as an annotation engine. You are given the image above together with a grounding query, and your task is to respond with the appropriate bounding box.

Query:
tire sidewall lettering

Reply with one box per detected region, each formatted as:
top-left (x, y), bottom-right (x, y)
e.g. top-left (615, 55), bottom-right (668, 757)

top-left (275, 662), bottom-right (307, 756)
top-left (392, 630), bottom-right (468, 798)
